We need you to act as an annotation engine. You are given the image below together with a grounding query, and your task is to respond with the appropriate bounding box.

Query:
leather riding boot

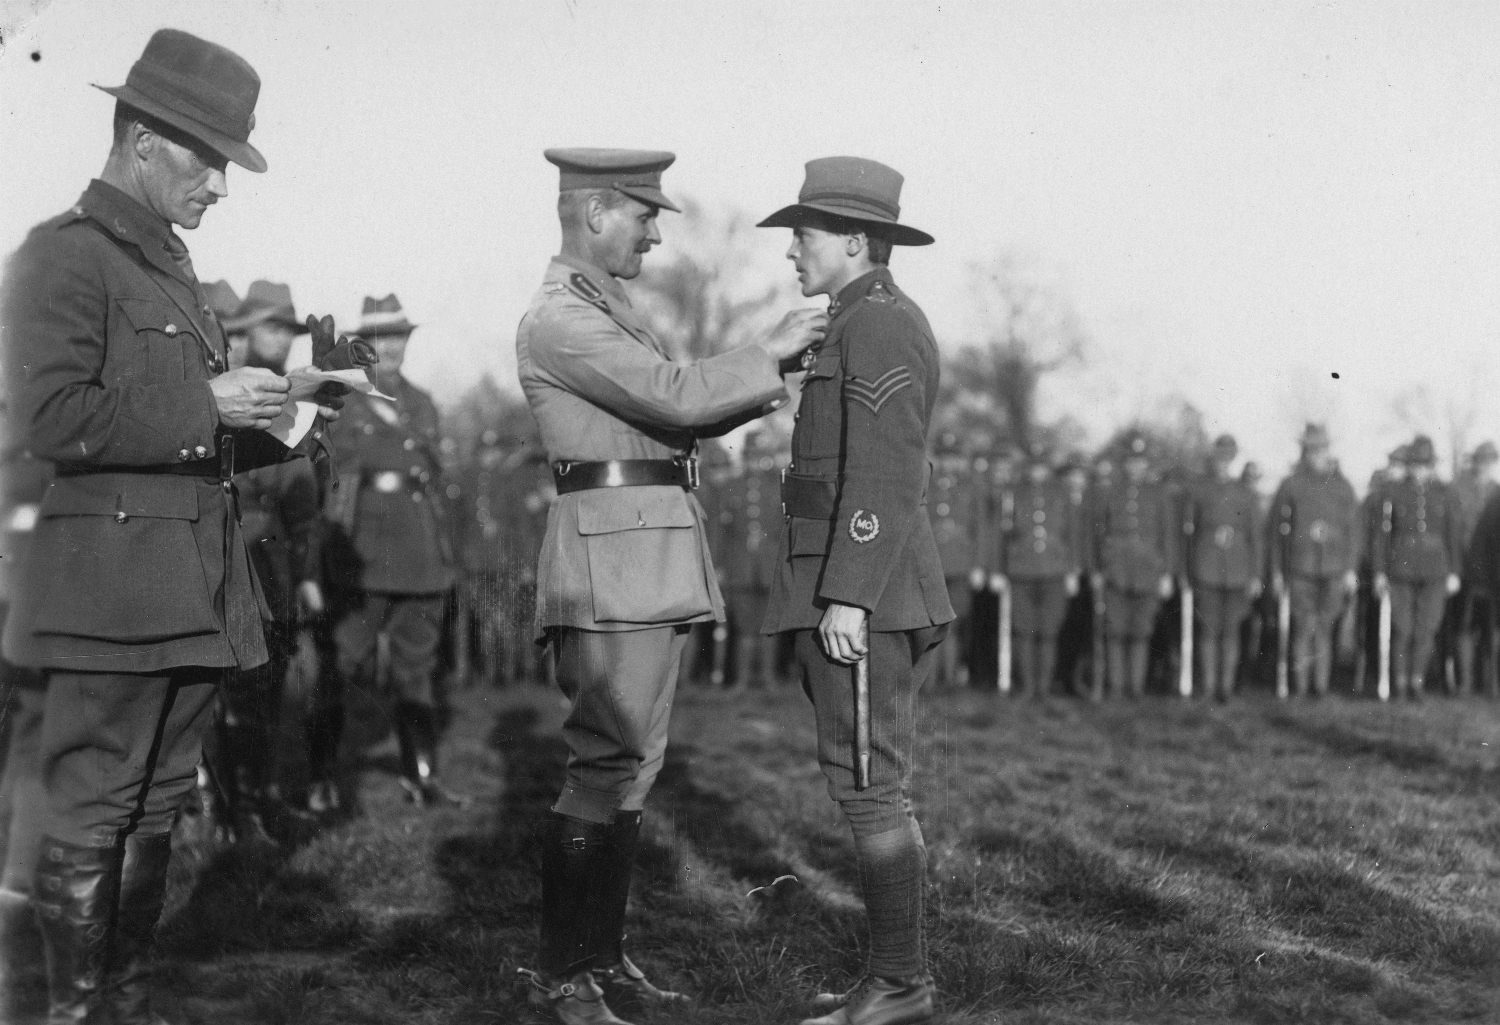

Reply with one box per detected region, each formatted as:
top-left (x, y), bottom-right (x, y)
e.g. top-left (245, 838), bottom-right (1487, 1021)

top-left (539, 814), bottom-right (610, 979)
top-left (33, 837), bottom-right (120, 1025)
top-left (395, 703), bottom-right (471, 808)
top-left (591, 812), bottom-right (687, 1006)
top-left (801, 973), bottom-right (935, 1025)
top-left (524, 968), bottom-right (636, 1025)
top-left (108, 832), bottom-right (173, 1025)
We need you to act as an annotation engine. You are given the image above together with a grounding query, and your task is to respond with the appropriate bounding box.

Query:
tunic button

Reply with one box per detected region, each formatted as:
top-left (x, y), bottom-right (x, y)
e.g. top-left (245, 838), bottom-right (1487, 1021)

top-left (403, 439), bottom-right (416, 451)
top-left (164, 324), bottom-right (178, 336)
top-left (1126, 501), bottom-right (1138, 513)
top-left (363, 424), bottom-right (374, 435)
top-left (937, 503), bottom-right (950, 516)
top-left (411, 492), bottom-right (423, 504)
top-left (194, 445), bottom-right (208, 458)
top-left (114, 511), bottom-right (128, 524)
top-left (1033, 510), bottom-right (1045, 523)
top-left (177, 449), bottom-right (191, 462)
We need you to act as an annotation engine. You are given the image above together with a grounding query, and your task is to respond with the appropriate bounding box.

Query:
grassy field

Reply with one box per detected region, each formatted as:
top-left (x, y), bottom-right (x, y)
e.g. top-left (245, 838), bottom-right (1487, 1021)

top-left (7, 681), bottom-right (1500, 1024)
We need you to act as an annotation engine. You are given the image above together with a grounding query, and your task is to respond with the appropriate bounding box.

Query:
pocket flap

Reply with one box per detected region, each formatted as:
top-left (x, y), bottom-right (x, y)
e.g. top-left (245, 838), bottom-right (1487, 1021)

top-left (116, 297), bottom-right (198, 340)
top-left (788, 515), bottom-right (833, 556)
top-left (576, 487), bottom-right (695, 535)
top-left (40, 475), bottom-right (199, 520)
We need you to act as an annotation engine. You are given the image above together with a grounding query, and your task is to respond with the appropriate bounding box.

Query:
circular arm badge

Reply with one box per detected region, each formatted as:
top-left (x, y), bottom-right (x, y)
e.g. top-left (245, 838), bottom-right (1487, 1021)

top-left (849, 510), bottom-right (880, 543)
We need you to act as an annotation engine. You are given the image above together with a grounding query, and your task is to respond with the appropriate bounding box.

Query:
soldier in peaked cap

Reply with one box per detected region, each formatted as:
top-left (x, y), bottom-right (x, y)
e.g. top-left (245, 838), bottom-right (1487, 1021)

top-left (1088, 431), bottom-right (1176, 699)
top-left (1372, 435), bottom-right (1463, 699)
top-left (0, 29), bottom-right (344, 1024)
top-left (1182, 434), bottom-right (1263, 700)
top-left (1269, 424), bottom-right (1361, 698)
top-left (516, 148), bottom-right (826, 1023)
top-left (759, 156), bottom-right (952, 1025)
top-left (313, 294), bottom-right (466, 811)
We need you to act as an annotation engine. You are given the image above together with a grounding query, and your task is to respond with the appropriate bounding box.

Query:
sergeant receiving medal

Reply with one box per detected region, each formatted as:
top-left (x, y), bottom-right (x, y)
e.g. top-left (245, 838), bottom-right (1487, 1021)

top-left (760, 157), bottom-right (954, 1025)
top-left (515, 149), bottom-right (825, 1024)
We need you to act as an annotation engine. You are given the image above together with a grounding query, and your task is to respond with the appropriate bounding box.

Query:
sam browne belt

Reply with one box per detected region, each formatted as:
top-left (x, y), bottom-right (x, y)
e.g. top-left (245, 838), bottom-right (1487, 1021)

top-left (552, 458), bottom-right (698, 495)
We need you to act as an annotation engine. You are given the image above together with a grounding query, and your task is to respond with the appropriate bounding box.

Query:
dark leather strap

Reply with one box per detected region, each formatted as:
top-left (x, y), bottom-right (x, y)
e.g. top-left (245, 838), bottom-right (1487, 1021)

top-left (553, 459), bottom-right (694, 495)
top-left (781, 473), bottom-right (838, 519)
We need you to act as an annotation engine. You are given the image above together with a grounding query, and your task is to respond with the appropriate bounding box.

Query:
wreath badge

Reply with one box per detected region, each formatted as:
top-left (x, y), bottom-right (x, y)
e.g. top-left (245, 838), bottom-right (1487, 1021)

top-left (849, 510), bottom-right (880, 544)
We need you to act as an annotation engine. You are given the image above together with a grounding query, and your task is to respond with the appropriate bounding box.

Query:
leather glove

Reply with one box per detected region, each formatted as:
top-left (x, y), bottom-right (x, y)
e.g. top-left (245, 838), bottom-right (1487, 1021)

top-left (307, 314), bottom-right (379, 371)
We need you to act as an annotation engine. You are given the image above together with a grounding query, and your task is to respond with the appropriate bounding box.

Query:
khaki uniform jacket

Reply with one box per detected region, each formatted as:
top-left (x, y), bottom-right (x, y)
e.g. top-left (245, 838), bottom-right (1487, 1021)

top-left (929, 459), bottom-right (986, 580)
top-left (717, 457), bottom-right (784, 591)
top-left (763, 269), bottom-right (955, 634)
top-left (1, 181), bottom-right (285, 674)
top-left (517, 255), bottom-right (789, 636)
top-left (1089, 477), bottom-right (1176, 590)
top-left (322, 379), bottom-right (454, 595)
top-left (992, 477), bottom-right (1080, 581)
top-left (1371, 476), bottom-right (1463, 583)
top-left (1268, 463), bottom-right (1361, 580)
top-left (1183, 474), bottom-right (1263, 589)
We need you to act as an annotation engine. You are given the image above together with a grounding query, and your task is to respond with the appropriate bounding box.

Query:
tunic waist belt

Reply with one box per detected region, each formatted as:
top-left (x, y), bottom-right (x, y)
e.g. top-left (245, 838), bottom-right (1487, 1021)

top-left (552, 458), bottom-right (696, 495)
top-left (781, 470), bottom-right (929, 520)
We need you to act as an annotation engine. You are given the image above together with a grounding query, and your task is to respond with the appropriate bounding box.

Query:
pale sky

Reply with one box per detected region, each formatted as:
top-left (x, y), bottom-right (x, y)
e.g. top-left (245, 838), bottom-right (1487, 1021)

top-left (3, 0), bottom-right (1499, 485)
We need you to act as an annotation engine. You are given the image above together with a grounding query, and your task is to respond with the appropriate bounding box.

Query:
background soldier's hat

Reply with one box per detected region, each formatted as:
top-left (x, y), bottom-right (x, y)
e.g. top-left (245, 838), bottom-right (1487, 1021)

top-left (1299, 423), bottom-right (1331, 450)
top-left (223, 280), bottom-right (309, 335)
top-left (1407, 435), bottom-right (1437, 467)
top-left (1388, 443), bottom-right (1410, 464)
top-left (204, 280), bottom-right (240, 322)
top-left (1241, 460), bottom-right (1262, 485)
top-left (544, 148), bottom-right (680, 213)
top-left (355, 294), bottom-right (417, 337)
top-left (95, 29), bottom-right (266, 173)
top-left (1063, 450), bottom-right (1089, 474)
top-left (1473, 441), bottom-right (1498, 464)
top-left (1212, 433), bottom-right (1238, 458)
top-left (757, 156), bottom-right (934, 246)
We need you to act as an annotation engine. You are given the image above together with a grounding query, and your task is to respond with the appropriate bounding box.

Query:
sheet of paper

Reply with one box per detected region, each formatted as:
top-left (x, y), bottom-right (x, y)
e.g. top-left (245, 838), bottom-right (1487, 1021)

top-left (268, 367), bottom-right (395, 447)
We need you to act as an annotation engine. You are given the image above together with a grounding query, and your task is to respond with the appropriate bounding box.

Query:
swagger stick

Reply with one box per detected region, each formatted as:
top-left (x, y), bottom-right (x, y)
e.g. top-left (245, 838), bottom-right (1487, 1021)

top-left (1378, 498), bottom-right (1393, 702)
top-left (1275, 502), bottom-right (1293, 700)
top-left (1179, 582), bottom-right (1194, 698)
top-left (854, 627), bottom-right (871, 791)
top-left (997, 580), bottom-right (1012, 695)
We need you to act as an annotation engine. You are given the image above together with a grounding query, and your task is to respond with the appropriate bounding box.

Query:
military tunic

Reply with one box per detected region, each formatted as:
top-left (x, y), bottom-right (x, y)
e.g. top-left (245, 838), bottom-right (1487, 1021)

top-left (1090, 476), bottom-right (1175, 638)
top-left (1372, 475), bottom-right (1463, 685)
top-left (1183, 474), bottom-right (1263, 637)
top-left (764, 268), bottom-right (952, 832)
top-left (994, 476), bottom-right (1079, 637)
top-left (928, 458), bottom-right (985, 617)
top-left (1269, 463), bottom-right (1362, 631)
top-left (518, 254), bottom-right (788, 823)
top-left (720, 453), bottom-right (785, 634)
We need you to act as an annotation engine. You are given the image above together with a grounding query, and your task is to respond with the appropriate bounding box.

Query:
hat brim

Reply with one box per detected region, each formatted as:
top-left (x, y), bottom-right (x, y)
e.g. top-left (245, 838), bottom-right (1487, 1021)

top-left (614, 184), bottom-right (680, 214)
top-left (96, 83), bottom-right (267, 173)
top-left (354, 321), bottom-right (417, 338)
top-left (223, 307), bottom-right (309, 335)
top-left (757, 202), bottom-right (934, 246)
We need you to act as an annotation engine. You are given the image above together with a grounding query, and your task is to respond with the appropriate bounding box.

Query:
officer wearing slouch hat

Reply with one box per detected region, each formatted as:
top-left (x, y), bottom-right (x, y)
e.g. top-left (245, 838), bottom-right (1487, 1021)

top-left (516, 148), bottom-right (825, 1023)
top-left (0, 29), bottom-right (344, 1024)
top-left (760, 156), bottom-right (953, 1025)
top-left (313, 294), bottom-right (465, 811)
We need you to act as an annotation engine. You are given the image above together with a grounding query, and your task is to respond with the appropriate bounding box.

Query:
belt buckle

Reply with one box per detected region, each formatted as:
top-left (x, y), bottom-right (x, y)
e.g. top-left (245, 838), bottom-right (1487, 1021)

top-left (687, 456), bottom-right (699, 490)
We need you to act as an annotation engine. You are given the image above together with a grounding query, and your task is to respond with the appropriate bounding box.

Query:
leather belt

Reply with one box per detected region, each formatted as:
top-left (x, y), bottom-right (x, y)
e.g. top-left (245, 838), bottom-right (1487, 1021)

top-left (553, 458), bottom-right (696, 495)
top-left (781, 473), bottom-right (838, 519)
top-left (55, 460), bottom-right (222, 480)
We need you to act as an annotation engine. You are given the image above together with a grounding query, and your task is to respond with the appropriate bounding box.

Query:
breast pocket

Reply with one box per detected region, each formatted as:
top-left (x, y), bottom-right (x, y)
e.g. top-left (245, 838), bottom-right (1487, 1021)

top-left (115, 297), bottom-right (197, 381)
top-left (797, 357), bottom-right (844, 460)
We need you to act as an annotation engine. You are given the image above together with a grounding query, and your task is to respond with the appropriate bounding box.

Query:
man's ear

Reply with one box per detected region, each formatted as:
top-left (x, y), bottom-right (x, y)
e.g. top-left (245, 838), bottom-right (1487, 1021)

top-left (585, 193), bottom-right (608, 235)
top-left (130, 122), bottom-right (157, 162)
top-left (845, 232), bottom-right (867, 257)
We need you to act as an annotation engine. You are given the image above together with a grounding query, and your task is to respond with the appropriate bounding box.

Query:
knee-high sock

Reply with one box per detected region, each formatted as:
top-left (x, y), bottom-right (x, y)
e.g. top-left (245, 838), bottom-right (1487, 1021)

top-left (1107, 640), bottom-right (1128, 699)
top-left (1392, 635), bottom-right (1410, 694)
top-left (1197, 636), bottom-right (1219, 699)
top-left (1128, 640), bottom-right (1150, 697)
top-left (1034, 636), bottom-right (1056, 698)
top-left (1220, 636), bottom-right (1240, 697)
top-left (853, 818), bottom-right (925, 980)
top-left (1313, 633), bottom-right (1333, 695)
top-left (1293, 630), bottom-right (1314, 696)
top-left (1015, 635), bottom-right (1037, 697)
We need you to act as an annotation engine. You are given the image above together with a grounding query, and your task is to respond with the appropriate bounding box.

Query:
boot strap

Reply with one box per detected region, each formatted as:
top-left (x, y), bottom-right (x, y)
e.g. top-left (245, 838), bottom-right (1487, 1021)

top-left (518, 967), bottom-right (598, 1003)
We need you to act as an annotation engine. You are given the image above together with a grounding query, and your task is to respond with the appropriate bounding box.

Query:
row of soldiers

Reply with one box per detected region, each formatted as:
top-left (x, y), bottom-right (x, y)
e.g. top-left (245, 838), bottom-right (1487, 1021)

top-left (688, 422), bottom-right (1500, 703)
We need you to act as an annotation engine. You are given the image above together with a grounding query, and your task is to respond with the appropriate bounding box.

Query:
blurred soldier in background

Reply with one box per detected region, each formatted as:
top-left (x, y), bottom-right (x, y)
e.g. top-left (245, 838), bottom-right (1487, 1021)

top-left (1056, 452), bottom-right (1094, 695)
top-left (722, 429), bottom-right (785, 689)
top-left (928, 432), bottom-right (985, 688)
top-left (1452, 441), bottom-right (1497, 696)
top-left (215, 281), bottom-right (323, 843)
top-left (0, 450), bottom-right (50, 1017)
top-left (991, 445), bottom-right (1080, 698)
top-left (1269, 424), bottom-right (1361, 698)
top-left (1181, 435), bottom-right (1263, 700)
top-left (690, 440), bottom-right (736, 685)
top-left (454, 428), bottom-right (555, 689)
top-left (1372, 435), bottom-right (1462, 700)
top-left (1463, 464), bottom-right (1500, 699)
top-left (315, 294), bottom-right (465, 809)
top-left (1089, 432), bottom-right (1175, 699)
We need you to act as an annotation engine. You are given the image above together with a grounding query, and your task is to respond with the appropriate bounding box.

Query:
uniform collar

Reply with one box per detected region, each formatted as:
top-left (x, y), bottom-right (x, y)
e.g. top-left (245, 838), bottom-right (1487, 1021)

top-left (79, 180), bottom-right (193, 285)
top-left (828, 267), bottom-right (895, 318)
top-left (553, 253), bottom-right (631, 309)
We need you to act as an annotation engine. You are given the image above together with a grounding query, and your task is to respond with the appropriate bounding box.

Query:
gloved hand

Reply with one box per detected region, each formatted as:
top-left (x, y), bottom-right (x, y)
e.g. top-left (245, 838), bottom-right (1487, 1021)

top-left (307, 315), bottom-right (379, 372)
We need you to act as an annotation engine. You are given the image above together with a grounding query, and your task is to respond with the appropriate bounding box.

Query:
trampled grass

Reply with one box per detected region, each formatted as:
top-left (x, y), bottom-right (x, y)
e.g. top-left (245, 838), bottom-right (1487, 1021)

top-left (9, 684), bottom-right (1499, 1023)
